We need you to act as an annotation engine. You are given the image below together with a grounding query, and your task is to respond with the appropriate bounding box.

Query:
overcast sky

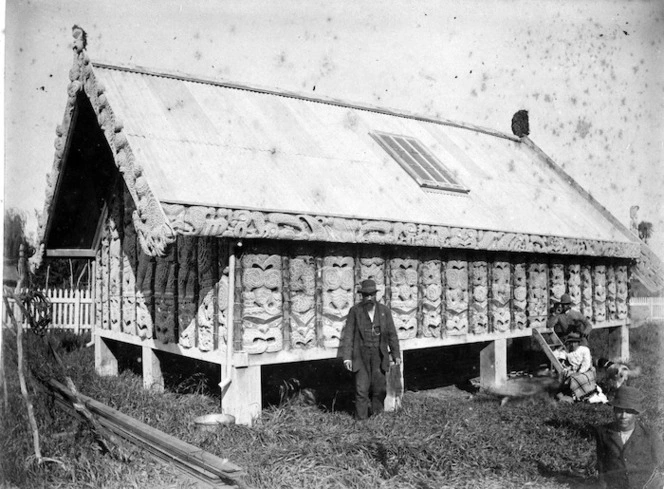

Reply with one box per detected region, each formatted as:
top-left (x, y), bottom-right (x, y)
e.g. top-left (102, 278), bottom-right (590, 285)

top-left (4, 0), bottom-right (663, 255)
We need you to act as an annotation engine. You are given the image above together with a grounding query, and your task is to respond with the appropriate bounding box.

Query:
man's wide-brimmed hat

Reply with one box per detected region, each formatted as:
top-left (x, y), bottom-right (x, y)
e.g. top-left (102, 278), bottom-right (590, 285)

top-left (359, 279), bottom-right (377, 294)
top-left (564, 332), bottom-right (583, 345)
top-left (560, 293), bottom-right (573, 305)
top-left (610, 385), bottom-right (644, 413)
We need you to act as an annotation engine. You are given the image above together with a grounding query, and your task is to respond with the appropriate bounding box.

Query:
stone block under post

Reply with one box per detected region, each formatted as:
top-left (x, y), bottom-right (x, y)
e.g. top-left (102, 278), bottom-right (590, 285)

top-left (142, 345), bottom-right (164, 392)
top-left (95, 335), bottom-right (118, 377)
top-left (221, 365), bottom-right (261, 426)
top-left (384, 355), bottom-right (404, 412)
top-left (480, 339), bottom-right (507, 390)
top-left (608, 324), bottom-right (630, 362)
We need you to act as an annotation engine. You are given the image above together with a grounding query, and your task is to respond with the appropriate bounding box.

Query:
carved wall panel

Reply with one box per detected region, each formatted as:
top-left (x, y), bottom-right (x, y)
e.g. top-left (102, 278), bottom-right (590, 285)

top-left (445, 254), bottom-right (469, 335)
top-left (154, 245), bottom-right (177, 343)
top-left (567, 263), bottom-right (581, 309)
top-left (615, 265), bottom-right (628, 320)
top-left (108, 191), bottom-right (123, 333)
top-left (289, 250), bottom-right (317, 348)
top-left (420, 253), bottom-right (443, 338)
top-left (99, 224), bottom-right (110, 330)
top-left (135, 250), bottom-right (155, 339)
top-left (527, 262), bottom-right (548, 328)
top-left (241, 250), bottom-right (284, 354)
top-left (197, 237), bottom-right (218, 351)
top-left (121, 191), bottom-right (137, 336)
top-left (490, 258), bottom-right (511, 333)
top-left (177, 236), bottom-right (198, 348)
top-left (513, 262), bottom-right (527, 330)
top-left (549, 261), bottom-right (565, 308)
top-left (359, 251), bottom-right (386, 302)
top-left (580, 264), bottom-right (593, 321)
top-left (217, 244), bottom-right (230, 350)
top-left (389, 256), bottom-right (418, 339)
top-left (321, 246), bottom-right (354, 349)
top-left (95, 246), bottom-right (103, 331)
top-left (593, 265), bottom-right (607, 323)
top-left (470, 257), bottom-right (489, 335)
top-left (606, 265), bottom-right (617, 321)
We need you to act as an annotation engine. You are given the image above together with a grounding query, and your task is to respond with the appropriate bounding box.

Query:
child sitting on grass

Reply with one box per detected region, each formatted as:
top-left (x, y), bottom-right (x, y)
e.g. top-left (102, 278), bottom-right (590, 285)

top-left (556, 332), bottom-right (598, 402)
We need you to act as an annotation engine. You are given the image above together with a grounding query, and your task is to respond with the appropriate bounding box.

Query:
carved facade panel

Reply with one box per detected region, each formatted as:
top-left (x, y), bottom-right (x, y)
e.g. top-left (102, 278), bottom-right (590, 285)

top-left (593, 265), bottom-right (607, 323)
top-left (108, 191), bottom-right (123, 333)
top-left (470, 258), bottom-right (489, 335)
top-left (527, 262), bottom-right (548, 329)
top-left (321, 246), bottom-right (354, 349)
top-left (289, 252), bottom-right (317, 348)
top-left (197, 237), bottom-right (218, 351)
top-left (121, 191), bottom-right (137, 335)
top-left (490, 259), bottom-right (511, 333)
top-left (154, 245), bottom-right (177, 343)
top-left (615, 265), bottom-right (628, 320)
top-left (217, 244), bottom-right (230, 350)
top-left (445, 255), bottom-right (469, 335)
top-left (513, 263), bottom-right (527, 330)
top-left (567, 263), bottom-right (581, 310)
top-left (606, 265), bottom-right (617, 321)
top-left (549, 261), bottom-right (565, 308)
top-left (420, 254), bottom-right (443, 338)
top-left (177, 236), bottom-right (198, 348)
top-left (241, 251), bottom-right (284, 354)
top-left (580, 264), bottom-right (593, 321)
top-left (389, 256), bottom-right (418, 339)
top-left (359, 251), bottom-right (386, 302)
top-left (135, 250), bottom-right (155, 339)
top-left (99, 223), bottom-right (110, 331)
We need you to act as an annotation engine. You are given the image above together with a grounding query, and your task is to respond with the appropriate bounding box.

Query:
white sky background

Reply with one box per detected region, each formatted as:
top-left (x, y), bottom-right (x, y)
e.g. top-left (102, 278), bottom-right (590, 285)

top-left (4, 0), bottom-right (664, 255)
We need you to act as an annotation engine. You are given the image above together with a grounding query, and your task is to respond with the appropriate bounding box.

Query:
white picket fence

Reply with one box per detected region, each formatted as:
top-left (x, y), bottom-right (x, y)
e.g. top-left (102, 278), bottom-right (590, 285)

top-left (629, 296), bottom-right (664, 320)
top-left (3, 288), bottom-right (94, 333)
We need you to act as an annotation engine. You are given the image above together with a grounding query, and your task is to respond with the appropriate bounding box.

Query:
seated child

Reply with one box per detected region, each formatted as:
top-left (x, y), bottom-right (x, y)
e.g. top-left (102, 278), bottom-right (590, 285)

top-left (559, 332), bottom-right (597, 401)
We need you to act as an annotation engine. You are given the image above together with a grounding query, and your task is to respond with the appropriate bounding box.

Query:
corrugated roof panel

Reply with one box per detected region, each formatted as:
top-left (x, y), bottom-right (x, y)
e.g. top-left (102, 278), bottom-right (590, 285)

top-left (94, 66), bottom-right (633, 244)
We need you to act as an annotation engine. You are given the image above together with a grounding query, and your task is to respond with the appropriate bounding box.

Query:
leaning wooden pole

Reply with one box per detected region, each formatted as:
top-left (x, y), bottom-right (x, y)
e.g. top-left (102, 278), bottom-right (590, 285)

top-left (3, 293), bottom-right (42, 462)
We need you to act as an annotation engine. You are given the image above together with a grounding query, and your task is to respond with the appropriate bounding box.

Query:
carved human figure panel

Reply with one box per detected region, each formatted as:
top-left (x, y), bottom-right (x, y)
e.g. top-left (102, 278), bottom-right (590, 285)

top-left (615, 265), bottom-right (628, 320)
top-left (593, 265), bottom-right (607, 323)
top-left (359, 255), bottom-right (385, 302)
top-left (217, 244), bottom-right (230, 350)
top-left (121, 192), bottom-right (137, 336)
top-left (390, 257), bottom-right (418, 339)
top-left (241, 252), bottom-right (284, 354)
top-left (99, 223), bottom-right (110, 331)
top-left (178, 237), bottom-right (198, 348)
top-left (289, 254), bottom-right (316, 348)
top-left (580, 264), bottom-right (593, 321)
top-left (154, 246), bottom-right (177, 344)
top-left (196, 237), bottom-right (218, 352)
top-left (470, 259), bottom-right (488, 335)
top-left (606, 265), bottom-right (617, 321)
top-left (108, 193), bottom-right (123, 333)
top-left (421, 258), bottom-right (442, 338)
top-left (513, 263), bottom-right (528, 330)
top-left (135, 250), bottom-right (155, 339)
top-left (490, 260), bottom-right (511, 333)
top-left (445, 258), bottom-right (469, 335)
top-left (567, 264), bottom-right (581, 308)
top-left (321, 250), bottom-right (354, 349)
top-left (527, 262), bottom-right (548, 328)
top-left (549, 262), bottom-right (565, 307)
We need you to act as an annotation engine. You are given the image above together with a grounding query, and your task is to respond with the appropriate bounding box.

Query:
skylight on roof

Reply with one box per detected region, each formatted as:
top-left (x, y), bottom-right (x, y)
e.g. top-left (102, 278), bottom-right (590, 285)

top-left (371, 132), bottom-right (468, 193)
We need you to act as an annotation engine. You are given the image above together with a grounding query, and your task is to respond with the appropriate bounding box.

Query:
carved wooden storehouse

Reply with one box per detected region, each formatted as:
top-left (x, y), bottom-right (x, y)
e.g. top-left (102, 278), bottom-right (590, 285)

top-left (39, 34), bottom-right (648, 425)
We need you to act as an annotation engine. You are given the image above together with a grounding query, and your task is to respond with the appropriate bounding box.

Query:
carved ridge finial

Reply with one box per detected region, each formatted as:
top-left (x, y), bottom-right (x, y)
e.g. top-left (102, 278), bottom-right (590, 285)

top-left (72, 24), bottom-right (88, 53)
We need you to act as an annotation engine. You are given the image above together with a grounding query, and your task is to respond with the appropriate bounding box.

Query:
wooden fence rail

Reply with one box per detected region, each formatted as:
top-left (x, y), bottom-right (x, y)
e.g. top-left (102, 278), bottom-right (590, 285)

top-left (2, 288), bottom-right (93, 333)
top-left (629, 296), bottom-right (664, 320)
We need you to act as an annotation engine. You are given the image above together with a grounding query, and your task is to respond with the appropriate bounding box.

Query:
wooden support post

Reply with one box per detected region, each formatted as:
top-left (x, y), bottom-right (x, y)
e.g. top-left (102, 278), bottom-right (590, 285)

top-left (608, 324), bottom-right (630, 363)
top-left (142, 345), bottom-right (164, 392)
top-left (480, 339), bottom-right (507, 390)
top-left (385, 355), bottom-right (404, 412)
top-left (222, 365), bottom-right (261, 427)
top-left (95, 336), bottom-right (118, 377)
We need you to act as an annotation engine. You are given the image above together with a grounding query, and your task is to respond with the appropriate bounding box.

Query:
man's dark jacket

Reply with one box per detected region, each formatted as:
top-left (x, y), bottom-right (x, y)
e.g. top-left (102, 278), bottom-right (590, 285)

top-left (595, 421), bottom-right (664, 489)
top-left (341, 302), bottom-right (401, 373)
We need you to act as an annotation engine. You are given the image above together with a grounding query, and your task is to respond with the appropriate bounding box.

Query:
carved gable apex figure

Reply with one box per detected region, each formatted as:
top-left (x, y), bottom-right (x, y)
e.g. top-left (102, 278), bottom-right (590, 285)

top-left (511, 109), bottom-right (530, 138)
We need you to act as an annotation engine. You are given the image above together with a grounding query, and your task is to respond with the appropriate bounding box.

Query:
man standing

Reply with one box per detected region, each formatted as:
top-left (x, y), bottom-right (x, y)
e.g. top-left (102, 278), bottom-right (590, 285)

top-left (595, 386), bottom-right (664, 489)
top-left (341, 279), bottom-right (401, 420)
top-left (547, 293), bottom-right (593, 346)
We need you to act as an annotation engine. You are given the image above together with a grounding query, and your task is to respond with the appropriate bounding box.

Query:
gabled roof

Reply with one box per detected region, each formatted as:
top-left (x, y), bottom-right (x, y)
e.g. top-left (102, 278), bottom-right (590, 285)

top-left (38, 30), bottom-right (645, 269)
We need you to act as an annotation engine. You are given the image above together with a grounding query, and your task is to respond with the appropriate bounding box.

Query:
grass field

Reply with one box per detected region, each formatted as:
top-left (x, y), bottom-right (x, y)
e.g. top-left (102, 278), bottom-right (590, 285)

top-left (1, 321), bottom-right (662, 488)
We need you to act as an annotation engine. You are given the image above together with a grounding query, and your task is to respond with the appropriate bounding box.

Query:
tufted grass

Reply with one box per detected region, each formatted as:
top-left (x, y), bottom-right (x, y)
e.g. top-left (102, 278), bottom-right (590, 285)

top-left (1, 321), bottom-right (662, 488)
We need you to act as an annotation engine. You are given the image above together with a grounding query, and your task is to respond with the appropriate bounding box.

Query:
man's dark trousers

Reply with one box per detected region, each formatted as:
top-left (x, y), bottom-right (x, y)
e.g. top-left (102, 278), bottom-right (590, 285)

top-left (355, 345), bottom-right (386, 420)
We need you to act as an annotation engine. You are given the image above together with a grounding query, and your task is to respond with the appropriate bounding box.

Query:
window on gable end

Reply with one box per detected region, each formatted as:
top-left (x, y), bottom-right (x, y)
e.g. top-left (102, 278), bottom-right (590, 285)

top-left (370, 131), bottom-right (468, 193)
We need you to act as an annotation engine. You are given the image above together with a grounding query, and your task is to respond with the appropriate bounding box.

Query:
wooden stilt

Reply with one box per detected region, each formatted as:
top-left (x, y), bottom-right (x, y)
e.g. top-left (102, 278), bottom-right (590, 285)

top-left (95, 335), bottom-right (118, 377)
top-left (142, 345), bottom-right (164, 392)
top-left (222, 365), bottom-right (261, 426)
top-left (480, 339), bottom-right (507, 390)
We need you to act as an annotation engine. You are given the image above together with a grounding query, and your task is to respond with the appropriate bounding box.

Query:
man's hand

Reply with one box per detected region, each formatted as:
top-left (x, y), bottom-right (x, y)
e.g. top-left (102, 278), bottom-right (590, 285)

top-left (392, 356), bottom-right (401, 366)
top-left (343, 360), bottom-right (352, 371)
